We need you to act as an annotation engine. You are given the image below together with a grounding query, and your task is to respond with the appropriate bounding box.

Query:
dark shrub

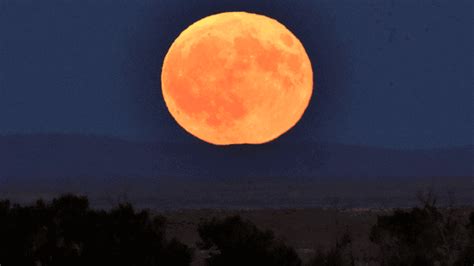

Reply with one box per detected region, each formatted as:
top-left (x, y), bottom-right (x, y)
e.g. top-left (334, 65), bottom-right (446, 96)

top-left (198, 215), bottom-right (301, 266)
top-left (307, 230), bottom-right (354, 266)
top-left (455, 212), bottom-right (474, 266)
top-left (370, 192), bottom-right (468, 266)
top-left (0, 194), bottom-right (193, 266)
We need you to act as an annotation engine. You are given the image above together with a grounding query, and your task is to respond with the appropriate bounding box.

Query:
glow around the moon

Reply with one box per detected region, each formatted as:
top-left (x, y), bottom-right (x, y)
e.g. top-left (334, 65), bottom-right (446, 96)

top-left (161, 12), bottom-right (313, 145)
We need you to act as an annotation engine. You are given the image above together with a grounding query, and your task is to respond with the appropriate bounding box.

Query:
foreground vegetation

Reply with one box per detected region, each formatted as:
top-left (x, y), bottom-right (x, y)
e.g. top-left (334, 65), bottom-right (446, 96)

top-left (0, 195), bottom-right (192, 266)
top-left (0, 194), bottom-right (472, 266)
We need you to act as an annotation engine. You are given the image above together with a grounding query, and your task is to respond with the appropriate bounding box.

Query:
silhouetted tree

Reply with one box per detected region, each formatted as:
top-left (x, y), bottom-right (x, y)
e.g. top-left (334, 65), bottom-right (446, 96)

top-left (455, 212), bottom-right (474, 266)
top-left (370, 191), bottom-right (468, 266)
top-left (198, 215), bottom-right (302, 266)
top-left (307, 229), bottom-right (354, 266)
top-left (0, 194), bottom-right (193, 266)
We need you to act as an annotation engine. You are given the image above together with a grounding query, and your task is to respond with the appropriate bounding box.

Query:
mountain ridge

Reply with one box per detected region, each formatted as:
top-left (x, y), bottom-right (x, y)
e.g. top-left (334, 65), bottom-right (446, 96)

top-left (0, 134), bottom-right (471, 180)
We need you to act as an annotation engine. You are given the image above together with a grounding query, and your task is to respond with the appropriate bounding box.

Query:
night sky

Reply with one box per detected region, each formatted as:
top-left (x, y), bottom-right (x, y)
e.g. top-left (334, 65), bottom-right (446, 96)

top-left (0, 0), bottom-right (472, 149)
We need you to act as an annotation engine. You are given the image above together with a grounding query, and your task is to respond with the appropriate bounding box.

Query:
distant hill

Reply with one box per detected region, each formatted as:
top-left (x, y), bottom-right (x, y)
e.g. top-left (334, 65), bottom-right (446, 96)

top-left (0, 134), bottom-right (472, 208)
top-left (0, 134), bottom-right (471, 180)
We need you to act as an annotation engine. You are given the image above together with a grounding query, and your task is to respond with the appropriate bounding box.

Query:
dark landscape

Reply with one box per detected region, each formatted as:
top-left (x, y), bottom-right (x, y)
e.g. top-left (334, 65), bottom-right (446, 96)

top-left (1, 134), bottom-right (472, 209)
top-left (1, 194), bottom-right (473, 266)
top-left (1, 135), bottom-right (472, 265)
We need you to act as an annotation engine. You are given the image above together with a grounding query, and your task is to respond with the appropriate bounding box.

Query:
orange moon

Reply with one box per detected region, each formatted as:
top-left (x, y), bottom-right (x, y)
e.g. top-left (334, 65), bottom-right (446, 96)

top-left (161, 12), bottom-right (313, 145)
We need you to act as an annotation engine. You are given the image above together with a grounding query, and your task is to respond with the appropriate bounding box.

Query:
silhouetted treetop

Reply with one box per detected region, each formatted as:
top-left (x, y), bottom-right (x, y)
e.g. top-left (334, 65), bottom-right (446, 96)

top-left (370, 197), bottom-right (471, 266)
top-left (0, 194), bottom-right (192, 266)
top-left (198, 215), bottom-right (301, 266)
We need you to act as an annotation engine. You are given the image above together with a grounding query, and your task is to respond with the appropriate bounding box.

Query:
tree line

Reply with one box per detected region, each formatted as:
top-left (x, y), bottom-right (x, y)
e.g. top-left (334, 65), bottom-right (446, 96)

top-left (0, 194), bottom-right (472, 266)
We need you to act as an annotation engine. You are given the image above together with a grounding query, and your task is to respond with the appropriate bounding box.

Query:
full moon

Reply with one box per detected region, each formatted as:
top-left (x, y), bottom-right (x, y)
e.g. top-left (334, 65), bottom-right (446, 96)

top-left (161, 12), bottom-right (313, 145)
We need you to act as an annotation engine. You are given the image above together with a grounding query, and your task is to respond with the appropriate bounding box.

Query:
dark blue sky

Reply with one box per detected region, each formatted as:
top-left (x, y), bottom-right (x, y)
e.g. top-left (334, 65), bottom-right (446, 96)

top-left (1, 0), bottom-right (472, 148)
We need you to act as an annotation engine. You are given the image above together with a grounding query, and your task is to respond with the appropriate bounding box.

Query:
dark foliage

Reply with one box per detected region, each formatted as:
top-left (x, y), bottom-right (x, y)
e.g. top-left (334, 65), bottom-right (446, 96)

top-left (0, 194), bottom-right (472, 266)
top-left (454, 212), bottom-right (474, 266)
top-left (308, 230), bottom-right (354, 266)
top-left (197, 215), bottom-right (302, 266)
top-left (0, 195), bottom-right (193, 266)
top-left (370, 192), bottom-right (470, 266)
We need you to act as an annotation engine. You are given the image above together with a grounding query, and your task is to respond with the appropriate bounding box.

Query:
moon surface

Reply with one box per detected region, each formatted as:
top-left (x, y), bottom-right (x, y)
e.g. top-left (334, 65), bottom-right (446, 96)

top-left (161, 12), bottom-right (313, 145)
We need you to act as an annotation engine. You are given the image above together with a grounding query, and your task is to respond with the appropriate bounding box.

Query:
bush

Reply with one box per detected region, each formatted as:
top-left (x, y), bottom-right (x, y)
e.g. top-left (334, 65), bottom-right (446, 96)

top-left (0, 194), bottom-right (193, 266)
top-left (455, 212), bottom-right (474, 265)
top-left (307, 230), bottom-right (354, 266)
top-left (198, 215), bottom-right (302, 266)
top-left (369, 191), bottom-right (469, 266)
